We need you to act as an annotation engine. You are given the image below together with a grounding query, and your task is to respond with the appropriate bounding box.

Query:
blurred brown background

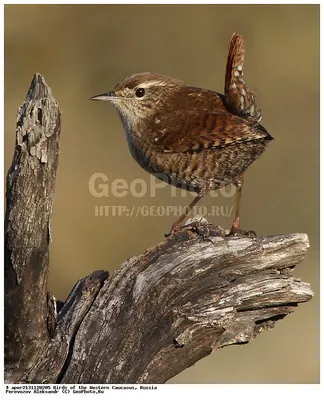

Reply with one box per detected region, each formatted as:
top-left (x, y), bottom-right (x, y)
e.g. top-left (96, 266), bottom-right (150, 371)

top-left (4, 4), bottom-right (319, 383)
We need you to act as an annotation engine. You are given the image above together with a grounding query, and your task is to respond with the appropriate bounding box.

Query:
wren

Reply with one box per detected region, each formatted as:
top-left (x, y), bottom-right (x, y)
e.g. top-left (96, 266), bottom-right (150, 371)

top-left (90, 33), bottom-right (273, 236)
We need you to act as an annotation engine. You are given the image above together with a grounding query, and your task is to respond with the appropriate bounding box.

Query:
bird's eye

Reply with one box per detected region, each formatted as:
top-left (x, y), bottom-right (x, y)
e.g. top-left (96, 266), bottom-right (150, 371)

top-left (135, 88), bottom-right (145, 98)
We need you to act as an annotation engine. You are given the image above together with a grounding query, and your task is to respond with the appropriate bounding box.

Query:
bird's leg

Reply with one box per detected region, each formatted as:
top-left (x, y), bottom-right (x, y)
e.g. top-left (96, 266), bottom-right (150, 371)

top-left (166, 191), bottom-right (206, 237)
top-left (230, 176), bottom-right (244, 234)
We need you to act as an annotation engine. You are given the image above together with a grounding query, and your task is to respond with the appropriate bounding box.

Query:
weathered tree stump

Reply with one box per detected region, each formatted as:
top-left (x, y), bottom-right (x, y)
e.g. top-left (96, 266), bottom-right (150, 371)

top-left (4, 74), bottom-right (313, 384)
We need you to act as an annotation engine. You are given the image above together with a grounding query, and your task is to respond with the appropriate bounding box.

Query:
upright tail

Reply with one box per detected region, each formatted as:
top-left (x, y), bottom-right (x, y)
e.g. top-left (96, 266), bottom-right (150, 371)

top-left (224, 33), bottom-right (262, 123)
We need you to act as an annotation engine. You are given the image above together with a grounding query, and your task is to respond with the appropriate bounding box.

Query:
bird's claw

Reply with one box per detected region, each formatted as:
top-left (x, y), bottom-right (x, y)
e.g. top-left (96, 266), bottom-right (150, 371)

top-left (226, 228), bottom-right (257, 238)
top-left (165, 218), bottom-right (227, 240)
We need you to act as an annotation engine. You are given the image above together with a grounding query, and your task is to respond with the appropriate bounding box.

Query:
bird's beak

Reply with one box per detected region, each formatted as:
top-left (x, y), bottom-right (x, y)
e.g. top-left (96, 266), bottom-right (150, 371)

top-left (89, 91), bottom-right (117, 101)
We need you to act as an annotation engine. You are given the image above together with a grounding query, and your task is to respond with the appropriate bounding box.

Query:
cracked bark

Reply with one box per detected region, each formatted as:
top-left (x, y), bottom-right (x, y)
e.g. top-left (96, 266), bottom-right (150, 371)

top-left (4, 74), bottom-right (313, 384)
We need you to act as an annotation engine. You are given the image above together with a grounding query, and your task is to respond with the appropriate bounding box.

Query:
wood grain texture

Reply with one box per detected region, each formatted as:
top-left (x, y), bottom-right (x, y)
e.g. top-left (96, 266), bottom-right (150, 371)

top-left (57, 230), bottom-right (312, 383)
top-left (4, 73), bottom-right (61, 373)
top-left (4, 74), bottom-right (313, 384)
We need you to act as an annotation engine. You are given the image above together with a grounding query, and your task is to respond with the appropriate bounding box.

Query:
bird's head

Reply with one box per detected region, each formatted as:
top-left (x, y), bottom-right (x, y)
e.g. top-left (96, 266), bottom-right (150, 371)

top-left (90, 72), bottom-right (185, 127)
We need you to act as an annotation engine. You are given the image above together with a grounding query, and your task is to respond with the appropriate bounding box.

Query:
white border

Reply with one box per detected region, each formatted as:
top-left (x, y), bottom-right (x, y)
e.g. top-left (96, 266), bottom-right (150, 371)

top-left (1, 1), bottom-right (322, 398)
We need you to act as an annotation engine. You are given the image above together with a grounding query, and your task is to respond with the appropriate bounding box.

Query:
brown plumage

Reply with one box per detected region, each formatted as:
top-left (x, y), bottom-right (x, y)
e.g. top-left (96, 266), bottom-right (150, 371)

top-left (90, 33), bottom-right (273, 235)
top-left (225, 33), bottom-right (262, 122)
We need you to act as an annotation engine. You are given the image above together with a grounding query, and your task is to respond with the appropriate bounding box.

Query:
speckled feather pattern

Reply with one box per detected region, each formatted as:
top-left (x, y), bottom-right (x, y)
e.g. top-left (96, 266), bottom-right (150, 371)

top-left (130, 132), bottom-right (270, 193)
top-left (225, 33), bottom-right (262, 122)
top-left (93, 35), bottom-right (273, 197)
top-left (124, 82), bottom-right (272, 194)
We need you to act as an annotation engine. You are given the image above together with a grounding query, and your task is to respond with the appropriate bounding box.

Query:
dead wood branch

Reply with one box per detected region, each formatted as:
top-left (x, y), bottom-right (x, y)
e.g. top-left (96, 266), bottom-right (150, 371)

top-left (4, 74), bottom-right (313, 384)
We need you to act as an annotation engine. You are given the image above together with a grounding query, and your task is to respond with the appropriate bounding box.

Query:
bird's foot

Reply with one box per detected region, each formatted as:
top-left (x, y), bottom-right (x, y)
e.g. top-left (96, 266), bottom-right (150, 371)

top-left (185, 221), bottom-right (227, 240)
top-left (227, 215), bottom-right (257, 238)
top-left (182, 219), bottom-right (211, 240)
top-left (165, 225), bottom-right (180, 238)
top-left (226, 228), bottom-right (257, 238)
top-left (165, 216), bottom-right (227, 240)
